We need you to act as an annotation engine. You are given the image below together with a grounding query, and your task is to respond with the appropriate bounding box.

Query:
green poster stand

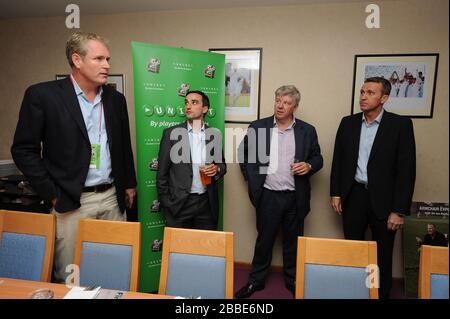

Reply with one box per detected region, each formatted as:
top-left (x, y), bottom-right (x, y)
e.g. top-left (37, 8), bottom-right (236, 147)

top-left (132, 42), bottom-right (225, 292)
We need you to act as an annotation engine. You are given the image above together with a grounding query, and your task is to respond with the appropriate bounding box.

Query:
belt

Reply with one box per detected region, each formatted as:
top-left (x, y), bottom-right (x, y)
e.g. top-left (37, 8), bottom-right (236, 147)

top-left (264, 187), bottom-right (295, 194)
top-left (355, 181), bottom-right (369, 190)
top-left (189, 192), bottom-right (208, 196)
top-left (83, 183), bottom-right (114, 193)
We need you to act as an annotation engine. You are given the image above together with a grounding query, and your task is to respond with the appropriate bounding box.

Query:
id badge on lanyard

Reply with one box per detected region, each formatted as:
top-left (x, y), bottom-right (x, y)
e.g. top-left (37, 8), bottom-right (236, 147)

top-left (90, 144), bottom-right (101, 169)
top-left (89, 102), bottom-right (103, 169)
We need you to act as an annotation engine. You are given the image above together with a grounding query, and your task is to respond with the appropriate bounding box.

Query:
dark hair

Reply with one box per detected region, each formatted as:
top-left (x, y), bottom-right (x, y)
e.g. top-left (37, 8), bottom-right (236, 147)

top-left (186, 90), bottom-right (210, 107)
top-left (364, 77), bottom-right (391, 96)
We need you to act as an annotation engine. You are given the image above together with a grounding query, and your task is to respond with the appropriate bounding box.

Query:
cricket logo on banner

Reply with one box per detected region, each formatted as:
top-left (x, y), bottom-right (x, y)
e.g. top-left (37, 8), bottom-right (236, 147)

top-left (132, 42), bottom-right (225, 292)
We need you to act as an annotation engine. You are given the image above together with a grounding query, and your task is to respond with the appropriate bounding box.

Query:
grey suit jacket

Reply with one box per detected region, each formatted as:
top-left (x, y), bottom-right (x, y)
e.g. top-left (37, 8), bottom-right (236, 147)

top-left (156, 122), bottom-right (226, 223)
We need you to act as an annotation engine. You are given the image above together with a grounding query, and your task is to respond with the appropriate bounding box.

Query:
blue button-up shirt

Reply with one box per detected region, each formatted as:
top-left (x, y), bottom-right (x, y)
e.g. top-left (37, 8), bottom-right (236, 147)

top-left (355, 110), bottom-right (384, 185)
top-left (71, 76), bottom-right (113, 187)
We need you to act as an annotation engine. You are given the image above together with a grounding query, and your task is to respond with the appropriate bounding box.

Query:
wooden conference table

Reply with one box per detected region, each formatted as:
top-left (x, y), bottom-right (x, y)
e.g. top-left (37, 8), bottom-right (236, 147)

top-left (0, 277), bottom-right (175, 299)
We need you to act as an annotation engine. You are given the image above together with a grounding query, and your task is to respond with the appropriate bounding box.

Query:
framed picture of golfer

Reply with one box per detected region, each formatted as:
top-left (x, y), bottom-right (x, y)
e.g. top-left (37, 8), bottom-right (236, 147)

top-left (209, 48), bottom-right (262, 123)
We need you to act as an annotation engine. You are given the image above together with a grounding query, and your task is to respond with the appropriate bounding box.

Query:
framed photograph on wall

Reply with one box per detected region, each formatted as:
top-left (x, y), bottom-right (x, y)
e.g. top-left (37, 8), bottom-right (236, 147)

top-left (105, 74), bottom-right (125, 94)
top-left (55, 74), bottom-right (125, 95)
top-left (209, 48), bottom-right (262, 123)
top-left (351, 54), bottom-right (439, 118)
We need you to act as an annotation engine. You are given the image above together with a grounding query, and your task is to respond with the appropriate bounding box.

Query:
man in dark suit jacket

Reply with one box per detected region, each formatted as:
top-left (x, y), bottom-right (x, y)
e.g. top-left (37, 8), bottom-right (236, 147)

top-left (235, 85), bottom-right (323, 298)
top-left (11, 32), bottom-right (137, 283)
top-left (416, 224), bottom-right (448, 247)
top-left (330, 77), bottom-right (416, 299)
top-left (156, 91), bottom-right (226, 229)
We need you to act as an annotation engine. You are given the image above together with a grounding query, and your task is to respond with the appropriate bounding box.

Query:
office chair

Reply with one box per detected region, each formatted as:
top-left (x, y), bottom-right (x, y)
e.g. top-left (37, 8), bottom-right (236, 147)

top-left (158, 227), bottom-right (234, 298)
top-left (0, 210), bottom-right (55, 282)
top-left (296, 236), bottom-right (378, 299)
top-left (74, 219), bottom-right (141, 291)
top-left (418, 245), bottom-right (449, 299)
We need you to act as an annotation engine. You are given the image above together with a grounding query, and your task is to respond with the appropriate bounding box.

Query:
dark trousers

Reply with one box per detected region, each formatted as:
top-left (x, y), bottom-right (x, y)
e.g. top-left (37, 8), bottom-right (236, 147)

top-left (165, 193), bottom-right (216, 230)
top-left (342, 182), bottom-right (397, 299)
top-left (249, 188), bottom-right (303, 287)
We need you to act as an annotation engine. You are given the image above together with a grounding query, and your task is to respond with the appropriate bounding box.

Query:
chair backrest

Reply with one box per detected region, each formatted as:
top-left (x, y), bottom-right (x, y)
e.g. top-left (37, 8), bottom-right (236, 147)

top-left (158, 227), bottom-right (234, 299)
top-left (0, 210), bottom-right (55, 282)
top-left (73, 219), bottom-right (140, 291)
top-left (296, 236), bottom-right (378, 299)
top-left (418, 245), bottom-right (449, 299)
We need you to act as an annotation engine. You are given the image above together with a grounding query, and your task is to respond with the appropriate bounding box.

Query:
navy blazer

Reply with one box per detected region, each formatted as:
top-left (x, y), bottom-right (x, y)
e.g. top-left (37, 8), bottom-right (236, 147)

top-left (11, 77), bottom-right (137, 213)
top-left (239, 116), bottom-right (323, 219)
top-left (330, 111), bottom-right (416, 218)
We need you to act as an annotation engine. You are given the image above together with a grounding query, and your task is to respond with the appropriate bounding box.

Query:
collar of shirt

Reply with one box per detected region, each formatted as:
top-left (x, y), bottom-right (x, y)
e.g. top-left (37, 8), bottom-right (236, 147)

top-left (273, 117), bottom-right (296, 130)
top-left (187, 121), bottom-right (206, 133)
top-left (362, 109), bottom-right (384, 125)
top-left (71, 75), bottom-right (103, 105)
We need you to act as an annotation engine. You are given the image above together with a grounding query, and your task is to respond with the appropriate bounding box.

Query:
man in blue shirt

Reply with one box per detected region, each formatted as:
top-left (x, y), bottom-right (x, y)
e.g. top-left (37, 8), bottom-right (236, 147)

top-left (330, 77), bottom-right (416, 299)
top-left (11, 32), bottom-right (137, 283)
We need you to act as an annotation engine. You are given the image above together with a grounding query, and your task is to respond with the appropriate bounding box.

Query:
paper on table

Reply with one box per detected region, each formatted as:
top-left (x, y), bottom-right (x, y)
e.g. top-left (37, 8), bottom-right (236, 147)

top-left (95, 289), bottom-right (125, 299)
top-left (63, 286), bottom-right (101, 299)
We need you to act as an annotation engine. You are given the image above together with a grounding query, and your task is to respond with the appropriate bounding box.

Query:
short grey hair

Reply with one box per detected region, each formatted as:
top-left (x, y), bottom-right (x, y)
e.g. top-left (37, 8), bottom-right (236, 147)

top-left (275, 85), bottom-right (301, 106)
top-left (65, 32), bottom-right (109, 68)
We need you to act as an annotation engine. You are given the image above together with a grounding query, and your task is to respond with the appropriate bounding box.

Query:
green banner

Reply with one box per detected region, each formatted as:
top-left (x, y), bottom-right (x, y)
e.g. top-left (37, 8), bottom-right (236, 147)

top-left (132, 42), bottom-right (225, 292)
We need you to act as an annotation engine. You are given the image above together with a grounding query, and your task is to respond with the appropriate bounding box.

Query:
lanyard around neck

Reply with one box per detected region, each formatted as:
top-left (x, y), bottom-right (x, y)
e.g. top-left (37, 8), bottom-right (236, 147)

top-left (70, 74), bottom-right (103, 143)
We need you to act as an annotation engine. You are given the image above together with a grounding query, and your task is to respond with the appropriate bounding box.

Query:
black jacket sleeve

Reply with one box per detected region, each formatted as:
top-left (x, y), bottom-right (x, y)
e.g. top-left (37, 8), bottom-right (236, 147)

top-left (11, 86), bottom-right (58, 202)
